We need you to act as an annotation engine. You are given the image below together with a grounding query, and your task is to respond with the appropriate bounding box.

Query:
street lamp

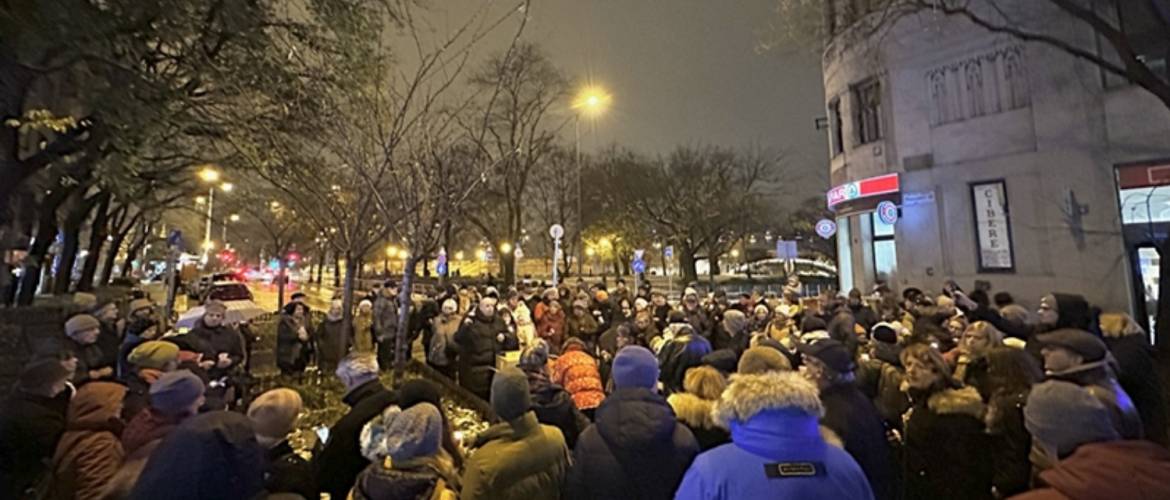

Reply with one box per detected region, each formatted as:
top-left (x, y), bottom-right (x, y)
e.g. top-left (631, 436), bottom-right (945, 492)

top-left (198, 167), bottom-right (223, 265)
top-left (571, 84), bottom-right (611, 276)
top-left (499, 242), bottom-right (513, 254)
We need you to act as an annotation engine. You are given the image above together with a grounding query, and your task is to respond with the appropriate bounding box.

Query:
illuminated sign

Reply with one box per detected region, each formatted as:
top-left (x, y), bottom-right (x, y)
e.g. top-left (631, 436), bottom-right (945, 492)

top-left (827, 173), bottom-right (900, 209)
top-left (877, 201), bottom-right (899, 225)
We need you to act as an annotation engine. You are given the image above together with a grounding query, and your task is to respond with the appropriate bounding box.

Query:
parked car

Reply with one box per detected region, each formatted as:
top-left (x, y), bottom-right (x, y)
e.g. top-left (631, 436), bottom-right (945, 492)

top-left (188, 272), bottom-right (245, 299)
top-left (201, 281), bottom-right (254, 304)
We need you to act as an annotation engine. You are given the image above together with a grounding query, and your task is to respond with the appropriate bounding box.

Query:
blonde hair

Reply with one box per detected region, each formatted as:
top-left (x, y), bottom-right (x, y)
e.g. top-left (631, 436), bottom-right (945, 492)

top-left (683, 366), bottom-right (727, 401)
top-left (964, 321), bottom-right (1004, 346)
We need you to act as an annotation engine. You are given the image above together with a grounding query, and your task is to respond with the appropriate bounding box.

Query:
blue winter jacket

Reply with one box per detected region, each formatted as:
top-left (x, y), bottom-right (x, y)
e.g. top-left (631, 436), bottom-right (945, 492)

top-left (674, 408), bottom-right (874, 500)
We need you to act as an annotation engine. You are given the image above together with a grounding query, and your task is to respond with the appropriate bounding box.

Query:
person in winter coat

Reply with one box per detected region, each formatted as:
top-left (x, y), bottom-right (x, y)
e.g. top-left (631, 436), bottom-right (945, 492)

top-left (248, 389), bottom-right (315, 499)
top-left (355, 299), bottom-right (376, 353)
top-left (508, 291), bottom-right (538, 349)
top-left (60, 314), bottom-right (113, 385)
top-left (461, 367), bottom-right (570, 500)
top-left (127, 411), bottom-right (265, 500)
top-left (536, 299), bottom-right (568, 353)
top-left (632, 311), bottom-right (661, 347)
top-left (848, 288), bottom-right (879, 334)
top-left (498, 307), bottom-right (521, 351)
top-left (856, 323), bottom-right (909, 431)
top-left (566, 299), bottom-right (601, 347)
top-left (373, 281), bottom-right (401, 370)
top-left (650, 292), bottom-right (671, 332)
top-left (353, 403), bottom-right (460, 500)
top-left (0, 358), bottom-right (71, 500)
top-left (1011, 380), bottom-right (1170, 500)
top-left (713, 309), bottom-right (752, 355)
top-left (102, 370), bottom-right (205, 500)
top-left (314, 353), bottom-right (398, 500)
top-left (92, 300), bottom-right (123, 375)
top-left (48, 382), bottom-right (126, 500)
top-left (427, 298), bottom-right (462, 380)
top-left (121, 341), bottom-right (179, 421)
top-left (1099, 312), bottom-right (1168, 446)
top-left (277, 302), bottom-right (314, 375)
top-left (519, 341), bottom-right (590, 449)
top-left (552, 338), bottom-right (606, 413)
top-left (675, 370), bottom-right (875, 500)
top-left (899, 343), bottom-right (993, 500)
top-left (798, 339), bottom-right (896, 500)
top-left (188, 301), bottom-right (246, 380)
top-left (116, 318), bottom-right (160, 384)
top-left (983, 347), bottom-right (1043, 498)
top-left (1036, 328), bottom-right (1143, 439)
top-left (656, 323), bottom-right (713, 395)
top-left (681, 288), bottom-right (713, 339)
top-left (954, 321), bottom-right (1004, 401)
top-left (316, 300), bottom-right (352, 373)
top-left (455, 295), bottom-right (509, 402)
top-left (667, 365), bottom-right (730, 451)
top-left (566, 346), bottom-right (699, 500)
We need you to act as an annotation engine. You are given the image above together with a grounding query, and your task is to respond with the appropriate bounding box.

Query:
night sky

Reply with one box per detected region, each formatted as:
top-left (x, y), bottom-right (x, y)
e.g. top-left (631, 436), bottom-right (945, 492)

top-left (436, 0), bottom-right (831, 202)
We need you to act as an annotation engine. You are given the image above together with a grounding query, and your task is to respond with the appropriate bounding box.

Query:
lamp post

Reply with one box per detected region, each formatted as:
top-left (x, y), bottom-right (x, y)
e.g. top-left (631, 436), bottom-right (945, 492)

top-left (198, 168), bottom-right (222, 265)
top-left (571, 85), bottom-right (611, 277)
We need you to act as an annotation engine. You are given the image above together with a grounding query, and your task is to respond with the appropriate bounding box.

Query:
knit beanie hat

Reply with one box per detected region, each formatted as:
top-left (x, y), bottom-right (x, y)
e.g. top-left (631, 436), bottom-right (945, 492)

top-left (65, 314), bottom-right (101, 337)
top-left (128, 341), bottom-right (180, 370)
top-left (518, 340), bottom-right (551, 373)
top-left (398, 379), bottom-right (442, 410)
top-left (871, 322), bottom-right (899, 344)
top-left (701, 349), bottom-right (738, 375)
top-left (722, 310), bottom-right (749, 335)
top-left (1025, 380), bottom-right (1120, 458)
top-left (128, 298), bottom-right (154, 315)
top-left (490, 367), bottom-right (531, 422)
top-left (72, 292), bottom-right (98, 311)
top-left (800, 316), bottom-right (827, 333)
top-left (360, 403), bottom-right (443, 464)
top-left (150, 370), bottom-right (206, 415)
top-left (738, 346), bottom-right (792, 374)
top-left (17, 358), bottom-right (70, 393)
top-left (612, 345), bottom-right (660, 390)
top-left (247, 388), bottom-right (303, 440)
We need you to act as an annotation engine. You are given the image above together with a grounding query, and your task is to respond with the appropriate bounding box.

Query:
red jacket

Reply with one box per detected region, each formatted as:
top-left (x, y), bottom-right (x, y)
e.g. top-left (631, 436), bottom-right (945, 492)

top-left (1009, 440), bottom-right (1170, 500)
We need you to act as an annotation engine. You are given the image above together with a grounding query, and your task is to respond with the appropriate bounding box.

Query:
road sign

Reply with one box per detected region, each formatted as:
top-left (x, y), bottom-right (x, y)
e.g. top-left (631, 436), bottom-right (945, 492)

top-left (549, 224), bottom-right (564, 240)
top-left (634, 249), bottom-right (644, 260)
top-left (877, 200), bottom-right (899, 225)
top-left (664, 245), bottom-right (674, 258)
top-left (514, 247), bottom-right (524, 259)
top-left (776, 240), bottom-right (798, 260)
top-left (167, 230), bottom-right (183, 247)
top-left (815, 219), bottom-right (837, 239)
top-left (632, 258), bottom-right (646, 274)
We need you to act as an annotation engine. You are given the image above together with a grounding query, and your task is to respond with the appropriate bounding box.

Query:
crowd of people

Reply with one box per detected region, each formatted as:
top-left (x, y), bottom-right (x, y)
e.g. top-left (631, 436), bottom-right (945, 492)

top-left (3, 277), bottom-right (1170, 499)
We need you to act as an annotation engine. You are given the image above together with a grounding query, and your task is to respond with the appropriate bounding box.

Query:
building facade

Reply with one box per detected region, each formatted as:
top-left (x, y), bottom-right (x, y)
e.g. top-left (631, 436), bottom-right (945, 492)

top-left (820, 1), bottom-right (1170, 339)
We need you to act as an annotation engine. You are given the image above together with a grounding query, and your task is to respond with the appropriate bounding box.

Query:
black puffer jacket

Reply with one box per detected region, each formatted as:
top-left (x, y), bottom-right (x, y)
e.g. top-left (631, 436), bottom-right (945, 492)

top-left (263, 440), bottom-right (315, 499)
top-left (565, 388), bottom-right (699, 500)
top-left (985, 389), bottom-right (1032, 498)
top-left (821, 382), bottom-right (897, 500)
top-left (454, 312), bottom-right (507, 401)
top-left (0, 390), bottom-right (67, 499)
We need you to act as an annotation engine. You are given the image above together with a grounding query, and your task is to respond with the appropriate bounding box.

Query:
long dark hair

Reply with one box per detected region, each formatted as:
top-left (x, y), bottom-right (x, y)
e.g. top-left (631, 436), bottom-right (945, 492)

top-left (986, 347), bottom-right (1042, 396)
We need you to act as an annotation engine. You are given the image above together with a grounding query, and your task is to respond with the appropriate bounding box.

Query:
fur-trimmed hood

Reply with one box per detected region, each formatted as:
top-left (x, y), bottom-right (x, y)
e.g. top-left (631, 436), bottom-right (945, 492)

top-left (926, 386), bottom-right (984, 418)
top-left (713, 371), bottom-right (822, 428)
top-left (667, 392), bottom-right (720, 430)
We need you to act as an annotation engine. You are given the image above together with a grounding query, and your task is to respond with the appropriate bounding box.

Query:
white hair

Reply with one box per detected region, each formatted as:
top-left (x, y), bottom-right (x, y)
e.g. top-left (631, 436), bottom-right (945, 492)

top-left (337, 353), bottom-right (379, 383)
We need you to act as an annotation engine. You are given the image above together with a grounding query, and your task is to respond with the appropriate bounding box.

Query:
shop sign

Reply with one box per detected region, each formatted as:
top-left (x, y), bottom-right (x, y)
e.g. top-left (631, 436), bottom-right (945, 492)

top-left (877, 201), bottom-right (899, 225)
top-left (971, 180), bottom-right (1015, 272)
top-left (815, 219), bottom-right (837, 239)
top-left (827, 173), bottom-right (900, 209)
top-left (903, 191), bottom-right (935, 206)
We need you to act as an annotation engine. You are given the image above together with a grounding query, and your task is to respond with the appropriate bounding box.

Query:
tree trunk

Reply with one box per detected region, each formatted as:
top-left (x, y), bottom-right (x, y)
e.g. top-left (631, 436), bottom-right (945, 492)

top-left (394, 255), bottom-right (418, 380)
top-left (120, 223), bottom-right (150, 278)
top-left (679, 245), bottom-right (698, 284)
top-left (16, 185), bottom-right (75, 304)
top-left (708, 252), bottom-right (721, 284)
top-left (53, 219), bottom-right (84, 295)
top-left (333, 256), bottom-right (342, 287)
top-left (276, 254), bottom-right (287, 310)
top-left (99, 212), bottom-right (138, 286)
top-left (501, 251), bottom-right (516, 286)
top-left (340, 255), bottom-right (359, 340)
top-left (76, 193), bottom-right (111, 291)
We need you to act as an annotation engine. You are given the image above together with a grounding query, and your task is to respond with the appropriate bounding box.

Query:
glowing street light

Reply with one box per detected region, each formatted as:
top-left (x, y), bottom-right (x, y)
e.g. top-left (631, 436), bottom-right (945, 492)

top-left (229, 213), bottom-right (240, 222)
top-left (220, 182), bottom-right (233, 193)
top-left (476, 249), bottom-right (487, 261)
top-left (195, 195), bottom-right (207, 205)
top-left (198, 167), bottom-right (220, 183)
top-left (455, 251), bottom-right (465, 261)
top-left (201, 240), bottom-right (215, 250)
top-left (572, 86), bottom-right (611, 118)
top-left (386, 245), bottom-right (399, 257)
top-left (499, 242), bottom-right (513, 254)
top-left (586, 247), bottom-right (596, 257)
top-left (730, 249), bottom-right (741, 258)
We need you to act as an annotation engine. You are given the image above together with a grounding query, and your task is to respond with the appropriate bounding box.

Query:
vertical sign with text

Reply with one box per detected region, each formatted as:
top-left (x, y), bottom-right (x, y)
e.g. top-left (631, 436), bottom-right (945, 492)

top-left (971, 180), bottom-right (1015, 272)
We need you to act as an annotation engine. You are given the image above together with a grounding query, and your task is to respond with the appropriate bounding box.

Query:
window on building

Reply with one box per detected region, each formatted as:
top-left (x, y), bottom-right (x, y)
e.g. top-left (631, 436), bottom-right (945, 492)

top-left (837, 216), bottom-right (854, 294)
top-left (872, 211), bottom-right (896, 282)
top-left (964, 60), bottom-right (986, 118)
top-left (928, 70), bottom-right (952, 125)
top-left (829, 98), bottom-right (844, 156)
top-left (1001, 48), bottom-right (1030, 110)
top-left (852, 79), bottom-right (883, 145)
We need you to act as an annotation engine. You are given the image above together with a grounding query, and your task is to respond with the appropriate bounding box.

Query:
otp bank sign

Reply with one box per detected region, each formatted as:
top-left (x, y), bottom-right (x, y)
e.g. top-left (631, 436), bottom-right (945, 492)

top-left (827, 173), bottom-right (900, 209)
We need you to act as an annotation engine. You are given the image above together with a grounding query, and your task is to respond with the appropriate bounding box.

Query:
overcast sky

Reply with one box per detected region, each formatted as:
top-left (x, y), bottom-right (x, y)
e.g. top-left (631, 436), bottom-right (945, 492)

top-left (428, 0), bottom-right (830, 199)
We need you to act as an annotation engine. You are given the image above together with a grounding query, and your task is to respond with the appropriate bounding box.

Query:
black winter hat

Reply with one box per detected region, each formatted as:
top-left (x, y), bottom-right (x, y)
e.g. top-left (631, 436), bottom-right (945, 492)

top-left (796, 339), bottom-right (856, 374)
top-left (668, 310), bottom-right (688, 325)
top-left (800, 316), bottom-right (827, 333)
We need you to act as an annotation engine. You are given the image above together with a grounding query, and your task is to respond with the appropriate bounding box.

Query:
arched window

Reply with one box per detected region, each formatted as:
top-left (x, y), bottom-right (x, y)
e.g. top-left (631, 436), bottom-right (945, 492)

top-left (964, 61), bottom-right (985, 118)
